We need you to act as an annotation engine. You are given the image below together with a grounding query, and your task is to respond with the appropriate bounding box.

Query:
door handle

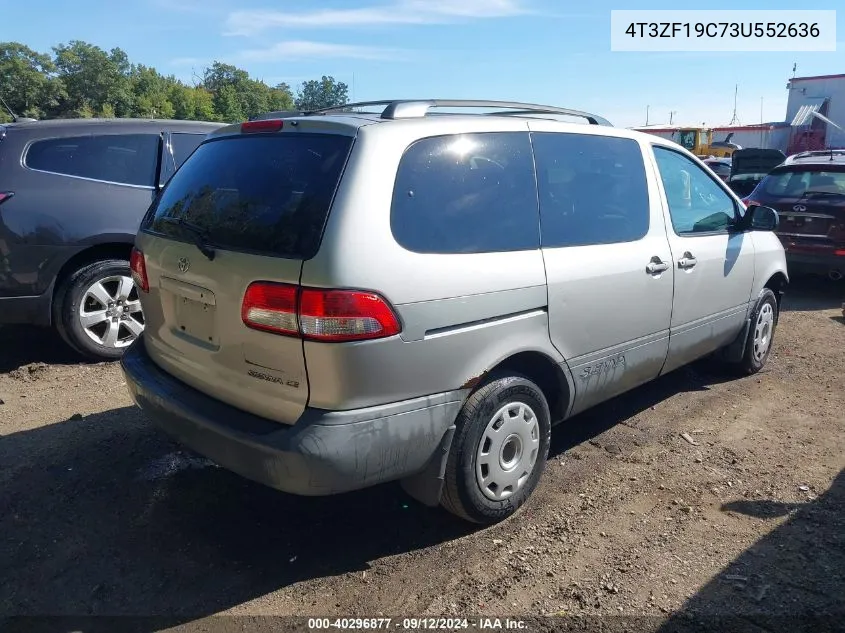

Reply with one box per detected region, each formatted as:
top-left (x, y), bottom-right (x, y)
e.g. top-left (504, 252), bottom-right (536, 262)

top-left (646, 257), bottom-right (669, 275)
top-left (678, 252), bottom-right (698, 269)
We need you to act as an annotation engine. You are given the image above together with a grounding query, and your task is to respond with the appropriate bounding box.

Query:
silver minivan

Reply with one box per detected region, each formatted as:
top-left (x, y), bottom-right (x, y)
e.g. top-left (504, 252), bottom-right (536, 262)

top-left (121, 100), bottom-right (788, 524)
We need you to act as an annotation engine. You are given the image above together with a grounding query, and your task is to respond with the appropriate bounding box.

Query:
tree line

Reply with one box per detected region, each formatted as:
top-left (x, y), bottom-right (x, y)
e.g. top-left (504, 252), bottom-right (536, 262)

top-left (0, 40), bottom-right (350, 123)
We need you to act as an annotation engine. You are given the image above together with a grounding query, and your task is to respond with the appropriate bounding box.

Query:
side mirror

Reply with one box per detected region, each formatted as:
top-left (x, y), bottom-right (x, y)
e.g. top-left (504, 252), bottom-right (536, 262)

top-left (749, 204), bottom-right (779, 231)
top-left (740, 204), bottom-right (779, 232)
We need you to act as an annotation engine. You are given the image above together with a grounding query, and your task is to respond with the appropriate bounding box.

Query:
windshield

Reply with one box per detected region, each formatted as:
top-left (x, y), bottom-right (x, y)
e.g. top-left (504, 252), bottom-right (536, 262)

top-left (144, 133), bottom-right (353, 259)
top-left (760, 168), bottom-right (845, 199)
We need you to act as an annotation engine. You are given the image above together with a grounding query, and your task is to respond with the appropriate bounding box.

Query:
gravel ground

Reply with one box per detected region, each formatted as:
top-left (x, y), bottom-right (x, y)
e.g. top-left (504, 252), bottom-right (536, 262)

top-left (1, 276), bottom-right (843, 632)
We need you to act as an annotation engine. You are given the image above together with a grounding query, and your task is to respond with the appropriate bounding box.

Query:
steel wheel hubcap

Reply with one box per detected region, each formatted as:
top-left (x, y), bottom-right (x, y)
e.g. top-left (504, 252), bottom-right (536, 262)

top-left (476, 401), bottom-right (540, 501)
top-left (753, 302), bottom-right (775, 362)
top-left (78, 275), bottom-right (145, 349)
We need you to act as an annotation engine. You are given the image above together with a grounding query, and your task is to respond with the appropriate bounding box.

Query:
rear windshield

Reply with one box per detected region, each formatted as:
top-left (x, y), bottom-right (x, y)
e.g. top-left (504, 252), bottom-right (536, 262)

top-left (144, 133), bottom-right (353, 259)
top-left (760, 167), bottom-right (845, 199)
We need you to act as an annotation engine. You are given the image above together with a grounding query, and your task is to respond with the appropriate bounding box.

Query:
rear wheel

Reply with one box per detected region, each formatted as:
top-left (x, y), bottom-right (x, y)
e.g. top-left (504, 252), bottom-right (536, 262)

top-left (54, 259), bottom-right (145, 361)
top-left (441, 374), bottom-right (551, 524)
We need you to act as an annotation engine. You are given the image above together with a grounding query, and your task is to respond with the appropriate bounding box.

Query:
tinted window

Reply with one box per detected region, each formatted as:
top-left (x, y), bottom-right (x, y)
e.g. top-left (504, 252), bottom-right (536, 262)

top-left (760, 168), bottom-right (845, 199)
top-left (390, 132), bottom-right (538, 254)
top-left (170, 133), bottom-right (205, 169)
top-left (654, 146), bottom-right (737, 234)
top-left (705, 162), bottom-right (731, 178)
top-left (146, 134), bottom-right (352, 259)
top-left (25, 134), bottom-right (160, 187)
top-left (532, 133), bottom-right (650, 247)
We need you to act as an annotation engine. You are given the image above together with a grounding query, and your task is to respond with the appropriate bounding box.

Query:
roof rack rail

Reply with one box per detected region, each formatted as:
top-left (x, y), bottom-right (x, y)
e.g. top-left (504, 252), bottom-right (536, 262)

top-left (786, 148), bottom-right (845, 162)
top-left (305, 100), bottom-right (612, 126)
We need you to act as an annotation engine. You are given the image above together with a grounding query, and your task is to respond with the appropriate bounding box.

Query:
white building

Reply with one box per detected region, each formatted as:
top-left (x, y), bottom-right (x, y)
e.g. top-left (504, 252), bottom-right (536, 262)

top-left (785, 73), bottom-right (845, 152)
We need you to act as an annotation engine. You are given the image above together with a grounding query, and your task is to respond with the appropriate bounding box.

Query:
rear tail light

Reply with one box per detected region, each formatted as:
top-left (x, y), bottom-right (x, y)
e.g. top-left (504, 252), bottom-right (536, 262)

top-left (129, 248), bottom-right (149, 293)
top-left (742, 198), bottom-right (762, 208)
top-left (241, 119), bottom-right (284, 133)
top-left (299, 288), bottom-right (402, 341)
top-left (0, 192), bottom-right (14, 205)
top-left (241, 282), bottom-right (401, 342)
top-left (241, 282), bottom-right (298, 336)
top-left (836, 250), bottom-right (845, 256)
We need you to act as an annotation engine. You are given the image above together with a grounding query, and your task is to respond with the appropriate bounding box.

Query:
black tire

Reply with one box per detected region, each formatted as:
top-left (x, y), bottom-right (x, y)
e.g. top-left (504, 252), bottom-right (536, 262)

top-left (441, 373), bottom-right (551, 524)
top-left (53, 259), bottom-right (144, 361)
top-left (737, 288), bottom-right (779, 375)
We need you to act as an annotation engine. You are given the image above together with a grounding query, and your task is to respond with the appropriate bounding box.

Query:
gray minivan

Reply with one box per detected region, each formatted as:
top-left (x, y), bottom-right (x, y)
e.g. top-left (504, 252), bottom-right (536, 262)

top-left (0, 118), bottom-right (223, 359)
top-left (121, 100), bottom-right (788, 524)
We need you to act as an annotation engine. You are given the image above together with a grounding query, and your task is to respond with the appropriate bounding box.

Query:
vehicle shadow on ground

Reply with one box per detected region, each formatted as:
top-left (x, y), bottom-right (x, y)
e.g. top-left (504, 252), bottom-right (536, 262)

top-left (0, 405), bottom-right (472, 625)
top-left (655, 468), bottom-right (845, 633)
top-left (781, 274), bottom-right (844, 312)
top-left (0, 325), bottom-right (90, 373)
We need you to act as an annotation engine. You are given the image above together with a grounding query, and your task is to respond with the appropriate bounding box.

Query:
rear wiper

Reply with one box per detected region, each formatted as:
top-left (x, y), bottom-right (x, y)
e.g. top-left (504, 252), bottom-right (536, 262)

top-left (160, 217), bottom-right (216, 261)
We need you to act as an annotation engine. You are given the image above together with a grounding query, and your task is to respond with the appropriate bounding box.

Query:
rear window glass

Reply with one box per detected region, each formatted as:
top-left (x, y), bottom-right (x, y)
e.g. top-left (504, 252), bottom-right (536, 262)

top-left (761, 168), bottom-right (845, 198)
top-left (25, 134), bottom-right (160, 187)
top-left (390, 132), bottom-right (539, 254)
top-left (145, 134), bottom-right (352, 259)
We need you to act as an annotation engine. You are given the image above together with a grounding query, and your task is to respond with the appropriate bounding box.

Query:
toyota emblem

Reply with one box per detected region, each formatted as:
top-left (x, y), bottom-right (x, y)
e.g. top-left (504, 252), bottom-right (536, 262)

top-left (793, 204), bottom-right (807, 212)
top-left (177, 257), bottom-right (190, 273)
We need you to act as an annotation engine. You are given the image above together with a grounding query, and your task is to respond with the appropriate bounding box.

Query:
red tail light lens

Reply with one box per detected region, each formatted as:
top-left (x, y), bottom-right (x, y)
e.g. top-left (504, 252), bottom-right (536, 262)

top-left (299, 288), bottom-right (401, 342)
top-left (242, 282), bottom-right (298, 335)
top-left (241, 119), bottom-right (284, 133)
top-left (241, 283), bottom-right (401, 342)
top-left (0, 192), bottom-right (14, 205)
top-left (129, 248), bottom-right (149, 293)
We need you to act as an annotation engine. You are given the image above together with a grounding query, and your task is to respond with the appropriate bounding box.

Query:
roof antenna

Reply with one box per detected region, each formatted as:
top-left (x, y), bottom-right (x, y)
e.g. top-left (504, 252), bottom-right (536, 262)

top-left (0, 94), bottom-right (20, 122)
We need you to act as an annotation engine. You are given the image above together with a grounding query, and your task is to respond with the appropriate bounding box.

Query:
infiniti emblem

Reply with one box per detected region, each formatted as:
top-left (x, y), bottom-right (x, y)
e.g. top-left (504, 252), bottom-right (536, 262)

top-left (177, 257), bottom-right (190, 273)
top-left (793, 204), bottom-right (807, 212)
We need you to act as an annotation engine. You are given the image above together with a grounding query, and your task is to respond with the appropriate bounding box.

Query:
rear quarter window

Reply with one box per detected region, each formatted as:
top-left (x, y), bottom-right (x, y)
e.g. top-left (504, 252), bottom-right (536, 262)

top-left (390, 132), bottom-right (539, 254)
top-left (532, 132), bottom-right (650, 247)
top-left (24, 134), bottom-right (160, 187)
top-left (170, 132), bottom-right (206, 169)
top-left (145, 133), bottom-right (353, 259)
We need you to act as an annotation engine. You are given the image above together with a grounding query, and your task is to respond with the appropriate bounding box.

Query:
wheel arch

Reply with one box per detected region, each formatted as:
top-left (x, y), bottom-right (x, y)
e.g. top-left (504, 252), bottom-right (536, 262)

top-left (401, 348), bottom-right (574, 508)
top-left (763, 271), bottom-right (789, 313)
top-left (474, 350), bottom-right (574, 425)
top-left (51, 240), bottom-right (135, 322)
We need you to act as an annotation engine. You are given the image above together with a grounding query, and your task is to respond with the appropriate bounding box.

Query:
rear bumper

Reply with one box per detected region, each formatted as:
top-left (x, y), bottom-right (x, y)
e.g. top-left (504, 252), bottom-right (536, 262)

top-left (120, 336), bottom-right (464, 496)
top-left (784, 249), bottom-right (845, 275)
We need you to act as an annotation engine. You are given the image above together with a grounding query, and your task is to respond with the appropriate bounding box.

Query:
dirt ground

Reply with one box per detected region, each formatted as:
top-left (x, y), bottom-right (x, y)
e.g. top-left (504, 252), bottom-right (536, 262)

top-left (1, 276), bottom-right (843, 632)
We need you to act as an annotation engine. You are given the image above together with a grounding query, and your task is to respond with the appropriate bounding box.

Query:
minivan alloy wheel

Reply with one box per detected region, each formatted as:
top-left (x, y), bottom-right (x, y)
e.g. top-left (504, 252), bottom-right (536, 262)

top-left (476, 401), bottom-right (540, 501)
top-left (78, 274), bottom-right (144, 349)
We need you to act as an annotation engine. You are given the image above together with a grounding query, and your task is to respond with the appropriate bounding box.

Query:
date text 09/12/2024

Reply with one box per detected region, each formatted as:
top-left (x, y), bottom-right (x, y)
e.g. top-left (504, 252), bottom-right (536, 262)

top-left (307, 618), bottom-right (528, 630)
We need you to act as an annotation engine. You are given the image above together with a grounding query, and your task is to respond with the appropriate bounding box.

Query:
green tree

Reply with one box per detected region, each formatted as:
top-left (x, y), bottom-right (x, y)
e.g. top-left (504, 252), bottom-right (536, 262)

top-left (130, 64), bottom-right (176, 118)
top-left (214, 84), bottom-right (244, 122)
top-left (203, 61), bottom-right (250, 95)
top-left (53, 40), bottom-right (134, 117)
top-left (0, 42), bottom-right (64, 120)
top-left (268, 83), bottom-right (295, 112)
top-left (192, 87), bottom-right (216, 120)
top-left (295, 76), bottom-right (348, 111)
